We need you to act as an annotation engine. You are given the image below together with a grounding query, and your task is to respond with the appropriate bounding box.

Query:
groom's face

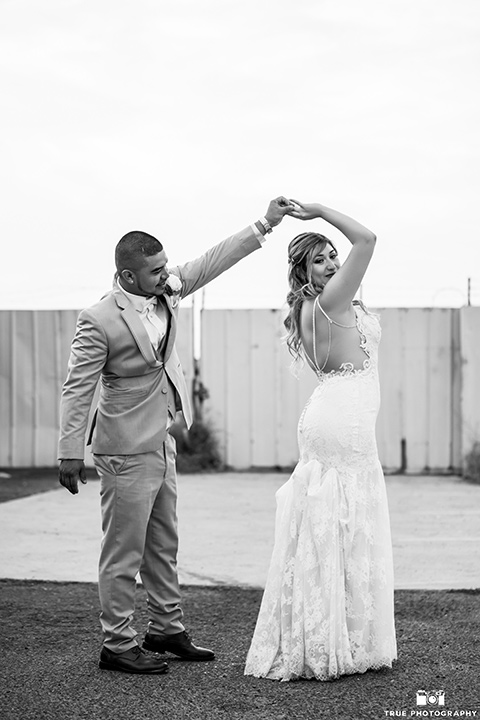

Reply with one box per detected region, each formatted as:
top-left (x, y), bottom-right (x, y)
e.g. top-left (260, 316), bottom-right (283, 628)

top-left (124, 250), bottom-right (170, 296)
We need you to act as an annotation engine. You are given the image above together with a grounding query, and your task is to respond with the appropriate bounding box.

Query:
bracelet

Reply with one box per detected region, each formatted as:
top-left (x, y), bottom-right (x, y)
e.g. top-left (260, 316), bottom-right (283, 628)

top-left (258, 216), bottom-right (273, 234)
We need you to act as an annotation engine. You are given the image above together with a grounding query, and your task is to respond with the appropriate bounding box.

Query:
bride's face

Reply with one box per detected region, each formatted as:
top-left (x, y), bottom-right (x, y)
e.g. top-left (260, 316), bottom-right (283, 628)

top-left (310, 243), bottom-right (340, 289)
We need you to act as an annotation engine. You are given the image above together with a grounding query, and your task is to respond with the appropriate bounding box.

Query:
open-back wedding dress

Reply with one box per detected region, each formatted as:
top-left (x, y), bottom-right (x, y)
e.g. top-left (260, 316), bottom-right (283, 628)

top-left (244, 300), bottom-right (397, 681)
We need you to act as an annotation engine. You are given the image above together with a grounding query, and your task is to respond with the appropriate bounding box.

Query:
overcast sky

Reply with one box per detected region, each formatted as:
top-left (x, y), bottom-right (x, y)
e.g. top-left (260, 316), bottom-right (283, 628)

top-left (1, 0), bottom-right (479, 310)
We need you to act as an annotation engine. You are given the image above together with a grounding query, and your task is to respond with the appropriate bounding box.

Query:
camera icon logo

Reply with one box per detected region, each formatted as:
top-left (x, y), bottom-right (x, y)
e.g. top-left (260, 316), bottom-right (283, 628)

top-left (416, 690), bottom-right (445, 706)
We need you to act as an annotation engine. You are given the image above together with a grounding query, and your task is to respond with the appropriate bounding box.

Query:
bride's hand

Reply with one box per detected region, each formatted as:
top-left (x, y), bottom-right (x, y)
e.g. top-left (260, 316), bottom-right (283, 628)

top-left (286, 200), bottom-right (321, 221)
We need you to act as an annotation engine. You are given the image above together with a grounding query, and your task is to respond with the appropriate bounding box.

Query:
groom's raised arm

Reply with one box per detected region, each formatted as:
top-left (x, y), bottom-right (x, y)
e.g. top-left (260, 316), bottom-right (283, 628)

top-left (172, 198), bottom-right (293, 298)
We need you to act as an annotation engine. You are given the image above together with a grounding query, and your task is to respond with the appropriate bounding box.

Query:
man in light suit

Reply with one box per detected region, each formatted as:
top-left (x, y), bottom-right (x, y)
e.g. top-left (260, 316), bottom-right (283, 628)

top-left (58, 197), bottom-right (293, 674)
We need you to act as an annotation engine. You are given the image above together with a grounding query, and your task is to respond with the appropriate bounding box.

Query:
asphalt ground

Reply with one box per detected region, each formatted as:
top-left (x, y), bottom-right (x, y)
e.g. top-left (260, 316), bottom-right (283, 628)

top-left (1, 580), bottom-right (478, 720)
top-left (0, 471), bottom-right (479, 589)
top-left (1, 470), bottom-right (479, 719)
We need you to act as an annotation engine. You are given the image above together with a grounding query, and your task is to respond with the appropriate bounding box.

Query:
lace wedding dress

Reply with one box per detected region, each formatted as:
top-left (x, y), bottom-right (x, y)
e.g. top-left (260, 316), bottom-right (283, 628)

top-left (244, 301), bottom-right (397, 681)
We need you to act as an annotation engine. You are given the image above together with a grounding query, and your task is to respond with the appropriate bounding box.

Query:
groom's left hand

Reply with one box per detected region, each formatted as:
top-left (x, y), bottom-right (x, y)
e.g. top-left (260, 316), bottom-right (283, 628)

top-left (264, 196), bottom-right (295, 228)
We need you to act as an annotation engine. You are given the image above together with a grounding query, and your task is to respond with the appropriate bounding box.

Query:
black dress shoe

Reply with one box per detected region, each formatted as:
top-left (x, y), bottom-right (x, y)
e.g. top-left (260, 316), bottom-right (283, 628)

top-left (143, 630), bottom-right (215, 661)
top-left (99, 645), bottom-right (169, 674)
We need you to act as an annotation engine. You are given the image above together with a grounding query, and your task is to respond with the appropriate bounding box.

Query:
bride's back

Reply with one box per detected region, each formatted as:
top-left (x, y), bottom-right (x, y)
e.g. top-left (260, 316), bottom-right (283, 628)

top-left (300, 298), bottom-right (369, 375)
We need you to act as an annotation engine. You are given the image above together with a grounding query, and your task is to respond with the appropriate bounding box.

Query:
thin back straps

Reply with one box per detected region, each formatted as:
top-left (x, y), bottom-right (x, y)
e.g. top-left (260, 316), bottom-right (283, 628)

top-left (311, 296), bottom-right (357, 374)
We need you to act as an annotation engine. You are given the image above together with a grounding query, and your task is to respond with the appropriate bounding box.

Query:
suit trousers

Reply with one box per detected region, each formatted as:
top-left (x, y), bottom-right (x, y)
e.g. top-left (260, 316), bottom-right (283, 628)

top-left (94, 433), bottom-right (185, 652)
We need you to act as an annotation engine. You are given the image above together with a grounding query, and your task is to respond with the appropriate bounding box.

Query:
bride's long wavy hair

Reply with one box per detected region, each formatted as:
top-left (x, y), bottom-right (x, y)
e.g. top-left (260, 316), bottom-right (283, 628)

top-left (284, 231), bottom-right (337, 362)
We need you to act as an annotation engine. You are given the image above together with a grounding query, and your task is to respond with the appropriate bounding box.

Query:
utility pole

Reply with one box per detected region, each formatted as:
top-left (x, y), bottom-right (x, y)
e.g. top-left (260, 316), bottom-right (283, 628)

top-left (467, 277), bottom-right (471, 306)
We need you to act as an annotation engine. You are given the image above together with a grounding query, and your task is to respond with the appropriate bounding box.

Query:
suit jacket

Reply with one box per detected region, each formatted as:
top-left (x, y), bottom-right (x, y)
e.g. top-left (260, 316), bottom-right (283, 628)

top-left (58, 225), bottom-right (262, 459)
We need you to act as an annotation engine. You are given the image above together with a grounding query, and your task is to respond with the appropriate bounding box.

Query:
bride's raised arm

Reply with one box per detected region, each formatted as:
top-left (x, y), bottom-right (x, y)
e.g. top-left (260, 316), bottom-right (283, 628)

top-left (288, 200), bottom-right (376, 313)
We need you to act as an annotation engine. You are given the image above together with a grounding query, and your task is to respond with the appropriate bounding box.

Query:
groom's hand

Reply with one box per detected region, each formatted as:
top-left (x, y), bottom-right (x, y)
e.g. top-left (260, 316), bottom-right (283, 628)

top-left (264, 196), bottom-right (295, 228)
top-left (59, 459), bottom-right (87, 495)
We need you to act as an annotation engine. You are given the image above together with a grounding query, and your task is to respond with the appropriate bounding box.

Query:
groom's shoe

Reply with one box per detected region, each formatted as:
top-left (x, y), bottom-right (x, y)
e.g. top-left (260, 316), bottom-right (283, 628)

top-left (99, 645), bottom-right (169, 674)
top-left (143, 630), bottom-right (215, 661)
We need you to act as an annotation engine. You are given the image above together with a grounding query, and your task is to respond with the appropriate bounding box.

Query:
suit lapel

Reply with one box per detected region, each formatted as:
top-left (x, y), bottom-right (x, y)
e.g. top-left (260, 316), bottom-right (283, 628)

top-left (162, 294), bottom-right (178, 362)
top-left (114, 288), bottom-right (161, 367)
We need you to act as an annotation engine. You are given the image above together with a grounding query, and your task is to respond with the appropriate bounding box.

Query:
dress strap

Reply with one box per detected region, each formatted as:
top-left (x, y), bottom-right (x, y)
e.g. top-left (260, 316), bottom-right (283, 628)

top-left (312, 296), bottom-right (332, 373)
top-left (312, 297), bottom-right (358, 374)
top-left (315, 297), bottom-right (332, 324)
top-left (353, 298), bottom-right (368, 314)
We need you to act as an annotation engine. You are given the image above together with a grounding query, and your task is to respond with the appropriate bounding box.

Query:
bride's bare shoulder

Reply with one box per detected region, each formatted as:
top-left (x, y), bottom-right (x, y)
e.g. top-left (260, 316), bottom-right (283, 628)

top-left (299, 298), bottom-right (315, 320)
top-left (299, 297), bottom-right (325, 336)
top-left (301, 297), bottom-right (315, 311)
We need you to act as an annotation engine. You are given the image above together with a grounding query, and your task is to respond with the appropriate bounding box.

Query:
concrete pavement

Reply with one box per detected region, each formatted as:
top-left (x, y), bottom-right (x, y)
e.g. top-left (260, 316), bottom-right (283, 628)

top-left (0, 472), bottom-right (479, 589)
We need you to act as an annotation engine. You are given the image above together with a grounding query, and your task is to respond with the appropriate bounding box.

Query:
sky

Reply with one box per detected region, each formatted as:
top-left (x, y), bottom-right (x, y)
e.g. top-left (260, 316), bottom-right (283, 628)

top-left (1, 0), bottom-right (479, 310)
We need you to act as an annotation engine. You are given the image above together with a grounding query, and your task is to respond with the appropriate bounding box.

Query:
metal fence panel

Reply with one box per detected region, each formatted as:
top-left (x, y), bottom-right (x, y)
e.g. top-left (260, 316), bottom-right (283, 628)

top-left (0, 309), bottom-right (193, 467)
top-left (460, 307), bottom-right (480, 459)
top-left (2, 306), bottom-right (478, 472)
top-left (201, 307), bottom-right (476, 473)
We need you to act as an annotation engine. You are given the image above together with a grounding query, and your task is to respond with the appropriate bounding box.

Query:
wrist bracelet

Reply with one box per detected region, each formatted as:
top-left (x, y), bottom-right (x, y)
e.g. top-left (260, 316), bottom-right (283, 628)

top-left (259, 216), bottom-right (273, 234)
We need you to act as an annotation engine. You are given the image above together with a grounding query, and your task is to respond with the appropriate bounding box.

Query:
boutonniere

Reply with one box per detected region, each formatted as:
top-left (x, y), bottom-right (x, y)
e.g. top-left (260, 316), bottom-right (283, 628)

top-left (164, 274), bottom-right (182, 308)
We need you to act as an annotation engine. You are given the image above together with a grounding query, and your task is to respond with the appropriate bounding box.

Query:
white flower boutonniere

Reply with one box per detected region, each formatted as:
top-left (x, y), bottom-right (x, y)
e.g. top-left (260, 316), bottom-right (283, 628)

top-left (164, 273), bottom-right (182, 307)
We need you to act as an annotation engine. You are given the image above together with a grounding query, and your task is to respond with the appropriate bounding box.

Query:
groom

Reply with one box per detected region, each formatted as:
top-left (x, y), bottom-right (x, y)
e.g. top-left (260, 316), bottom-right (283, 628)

top-left (58, 197), bottom-right (292, 674)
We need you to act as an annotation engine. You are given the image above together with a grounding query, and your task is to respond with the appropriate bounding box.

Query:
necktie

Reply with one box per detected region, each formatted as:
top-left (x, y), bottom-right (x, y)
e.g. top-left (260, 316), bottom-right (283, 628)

top-left (140, 297), bottom-right (167, 350)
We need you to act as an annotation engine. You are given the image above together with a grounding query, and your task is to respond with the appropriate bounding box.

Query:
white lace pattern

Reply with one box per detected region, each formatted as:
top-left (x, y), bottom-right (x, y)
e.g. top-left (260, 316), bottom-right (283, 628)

top-left (244, 305), bottom-right (397, 681)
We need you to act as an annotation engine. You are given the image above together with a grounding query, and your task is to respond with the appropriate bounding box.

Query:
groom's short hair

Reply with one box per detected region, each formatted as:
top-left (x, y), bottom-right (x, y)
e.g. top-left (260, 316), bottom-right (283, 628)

top-left (115, 231), bottom-right (164, 272)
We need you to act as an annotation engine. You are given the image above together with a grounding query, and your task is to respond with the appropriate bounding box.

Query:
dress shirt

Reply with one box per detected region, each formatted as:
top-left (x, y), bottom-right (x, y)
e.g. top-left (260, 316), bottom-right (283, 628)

top-left (117, 280), bottom-right (167, 351)
top-left (117, 280), bottom-right (177, 426)
top-left (250, 223), bottom-right (268, 245)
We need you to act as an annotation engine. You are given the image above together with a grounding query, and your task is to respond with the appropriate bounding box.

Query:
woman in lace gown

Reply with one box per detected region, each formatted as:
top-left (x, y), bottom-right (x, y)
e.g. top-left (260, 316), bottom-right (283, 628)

top-left (244, 200), bottom-right (397, 681)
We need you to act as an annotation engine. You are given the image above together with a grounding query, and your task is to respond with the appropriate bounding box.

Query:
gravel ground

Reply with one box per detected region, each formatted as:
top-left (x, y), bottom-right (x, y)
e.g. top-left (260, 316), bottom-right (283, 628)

top-left (1, 471), bottom-right (479, 718)
top-left (0, 580), bottom-right (479, 720)
top-left (0, 468), bottom-right (98, 503)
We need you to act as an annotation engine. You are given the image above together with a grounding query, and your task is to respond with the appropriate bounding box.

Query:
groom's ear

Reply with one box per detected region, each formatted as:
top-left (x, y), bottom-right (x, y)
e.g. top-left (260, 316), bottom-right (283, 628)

top-left (120, 269), bottom-right (136, 285)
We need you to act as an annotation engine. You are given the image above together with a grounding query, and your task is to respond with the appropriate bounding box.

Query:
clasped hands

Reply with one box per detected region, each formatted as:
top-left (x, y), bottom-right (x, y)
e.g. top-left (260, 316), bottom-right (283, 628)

top-left (265, 197), bottom-right (319, 227)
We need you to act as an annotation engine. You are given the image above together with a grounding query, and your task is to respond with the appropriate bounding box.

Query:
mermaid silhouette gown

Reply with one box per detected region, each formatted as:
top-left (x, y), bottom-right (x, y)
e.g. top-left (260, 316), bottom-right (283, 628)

top-left (244, 300), bottom-right (397, 681)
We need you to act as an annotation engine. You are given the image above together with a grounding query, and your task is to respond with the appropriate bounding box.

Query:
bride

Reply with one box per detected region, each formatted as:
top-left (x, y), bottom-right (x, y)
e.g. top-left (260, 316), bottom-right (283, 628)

top-left (244, 199), bottom-right (397, 681)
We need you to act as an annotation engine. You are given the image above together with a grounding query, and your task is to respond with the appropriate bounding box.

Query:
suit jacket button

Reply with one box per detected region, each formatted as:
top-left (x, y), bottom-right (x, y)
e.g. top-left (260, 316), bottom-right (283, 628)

top-left (161, 388), bottom-right (168, 394)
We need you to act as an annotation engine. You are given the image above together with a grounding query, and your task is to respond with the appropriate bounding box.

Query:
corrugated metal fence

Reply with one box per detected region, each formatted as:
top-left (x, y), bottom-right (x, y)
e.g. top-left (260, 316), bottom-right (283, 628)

top-left (0, 307), bottom-right (478, 472)
top-left (201, 307), bottom-right (479, 473)
top-left (0, 309), bottom-right (193, 467)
